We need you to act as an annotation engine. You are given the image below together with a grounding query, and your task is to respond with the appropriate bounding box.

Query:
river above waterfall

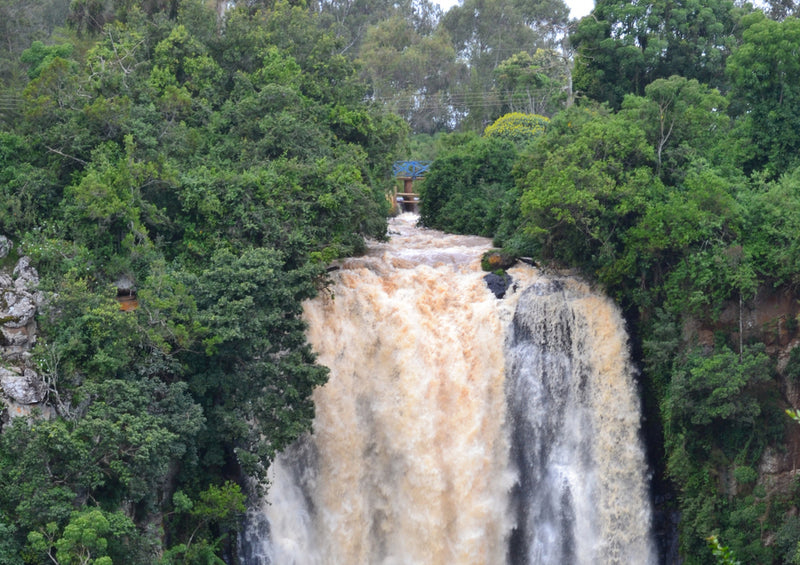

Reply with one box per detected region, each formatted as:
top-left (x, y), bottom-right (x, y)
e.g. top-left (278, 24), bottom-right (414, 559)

top-left (240, 213), bottom-right (655, 565)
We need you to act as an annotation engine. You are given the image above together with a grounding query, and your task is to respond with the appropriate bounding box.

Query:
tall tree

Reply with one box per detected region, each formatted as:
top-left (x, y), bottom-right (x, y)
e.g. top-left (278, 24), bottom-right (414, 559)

top-left (494, 48), bottom-right (571, 116)
top-left (358, 16), bottom-right (467, 132)
top-left (441, 0), bottom-right (569, 127)
top-left (726, 13), bottom-right (800, 177)
top-left (572, 0), bottom-right (751, 108)
top-left (620, 75), bottom-right (730, 183)
top-left (312, 0), bottom-right (441, 55)
top-left (0, 0), bottom-right (71, 86)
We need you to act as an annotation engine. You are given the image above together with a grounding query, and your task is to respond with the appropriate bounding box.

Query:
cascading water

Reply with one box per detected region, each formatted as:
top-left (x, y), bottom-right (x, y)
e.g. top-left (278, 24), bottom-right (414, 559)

top-left (506, 279), bottom-right (655, 564)
top-left (240, 214), bottom-right (655, 565)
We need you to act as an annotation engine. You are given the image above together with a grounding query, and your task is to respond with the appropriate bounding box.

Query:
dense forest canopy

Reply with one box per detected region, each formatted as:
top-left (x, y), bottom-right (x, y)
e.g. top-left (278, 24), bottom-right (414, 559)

top-left (3, 0), bottom-right (800, 563)
top-left (0, 1), bottom-right (408, 562)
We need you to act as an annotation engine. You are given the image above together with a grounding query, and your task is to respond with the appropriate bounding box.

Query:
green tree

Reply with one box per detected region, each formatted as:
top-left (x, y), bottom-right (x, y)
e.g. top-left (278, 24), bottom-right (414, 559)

top-left (186, 247), bottom-right (328, 480)
top-left (358, 17), bottom-right (466, 133)
top-left (19, 41), bottom-right (75, 79)
top-left (441, 0), bottom-right (569, 127)
top-left (483, 111), bottom-right (548, 145)
top-left (726, 13), bottom-right (800, 177)
top-left (572, 0), bottom-right (751, 108)
top-left (513, 104), bottom-right (660, 287)
top-left (419, 133), bottom-right (517, 237)
top-left (621, 76), bottom-right (730, 182)
top-left (0, 131), bottom-right (60, 237)
top-left (162, 482), bottom-right (245, 564)
top-left (494, 49), bottom-right (570, 116)
top-left (0, 0), bottom-right (71, 85)
top-left (312, 0), bottom-right (412, 55)
top-left (26, 509), bottom-right (141, 565)
top-left (61, 137), bottom-right (168, 264)
top-left (0, 522), bottom-right (22, 565)
top-left (708, 535), bottom-right (742, 565)
top-left (740, 166), bottom-right (800, 287)
top-left (665, 345), bottom-right (770, 431)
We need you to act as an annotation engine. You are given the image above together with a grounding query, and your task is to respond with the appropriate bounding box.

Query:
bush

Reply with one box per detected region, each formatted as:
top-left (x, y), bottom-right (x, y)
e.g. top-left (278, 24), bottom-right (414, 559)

top-left (418, 133), bottom-right (517, 237)
top-left (484, 112), bottom-right (549, 145)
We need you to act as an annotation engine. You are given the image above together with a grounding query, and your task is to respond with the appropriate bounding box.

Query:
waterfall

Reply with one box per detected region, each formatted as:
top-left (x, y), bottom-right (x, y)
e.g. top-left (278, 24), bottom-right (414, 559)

top-left (240, 214), bottom-right (655, 565)
top-left (506, 279), bottom-right (655, 564)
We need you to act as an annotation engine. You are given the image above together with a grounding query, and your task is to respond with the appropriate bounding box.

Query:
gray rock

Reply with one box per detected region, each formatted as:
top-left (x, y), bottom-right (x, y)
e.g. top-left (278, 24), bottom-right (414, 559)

top-left (484, 272), bottom-right (514, 299)
top-left (13, 256), bottom-right (39, 290)
top-left (2, 290), bottom-right (36, 328)
top-left (0, 366), bottom-right (45, 404)
top-left (1, 256), bottom-right (39, 361)
top-left (0, 236), bottom-right (11, 259)
top-left (1, 326), bottom-right (32, 347)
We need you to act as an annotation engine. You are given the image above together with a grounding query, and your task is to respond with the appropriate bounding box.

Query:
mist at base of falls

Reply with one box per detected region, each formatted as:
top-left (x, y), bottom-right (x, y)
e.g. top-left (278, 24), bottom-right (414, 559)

top-left (240, 214), bottom-right (655, 565)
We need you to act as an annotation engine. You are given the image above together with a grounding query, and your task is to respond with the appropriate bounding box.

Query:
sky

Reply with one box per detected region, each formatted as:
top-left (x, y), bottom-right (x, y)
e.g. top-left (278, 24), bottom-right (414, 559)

top-left (564, 0), bottom-right (594, 18)
top-left (434, 0), bottom-right (595, 19)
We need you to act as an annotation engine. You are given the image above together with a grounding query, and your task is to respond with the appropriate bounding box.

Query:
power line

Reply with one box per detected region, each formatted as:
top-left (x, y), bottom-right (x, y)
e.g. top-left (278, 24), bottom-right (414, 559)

top-left (368, 87), bottom-right (563, 111)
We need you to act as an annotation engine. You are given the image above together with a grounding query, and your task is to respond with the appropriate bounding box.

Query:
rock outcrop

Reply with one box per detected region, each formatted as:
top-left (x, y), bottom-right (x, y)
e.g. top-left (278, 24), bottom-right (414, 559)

top-left (1, 240), bottom-right (49, 422)
top-left (483, 271), bottom-right (514, 299)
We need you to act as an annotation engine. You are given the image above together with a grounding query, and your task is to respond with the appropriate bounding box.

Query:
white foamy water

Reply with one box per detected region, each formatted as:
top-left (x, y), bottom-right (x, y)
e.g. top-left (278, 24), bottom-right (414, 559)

top-left (240, 213), bottom-right (654, 565)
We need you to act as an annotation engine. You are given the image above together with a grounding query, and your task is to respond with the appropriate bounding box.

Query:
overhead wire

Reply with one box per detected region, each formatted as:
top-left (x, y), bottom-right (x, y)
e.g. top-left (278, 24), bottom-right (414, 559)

top-left (368, 87), bottom-right (563, 111)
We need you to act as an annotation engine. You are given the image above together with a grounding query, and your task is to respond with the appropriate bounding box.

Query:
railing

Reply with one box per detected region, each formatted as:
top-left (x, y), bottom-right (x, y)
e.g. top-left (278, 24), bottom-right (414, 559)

top-left (393, 161), bottom-right (432, 179)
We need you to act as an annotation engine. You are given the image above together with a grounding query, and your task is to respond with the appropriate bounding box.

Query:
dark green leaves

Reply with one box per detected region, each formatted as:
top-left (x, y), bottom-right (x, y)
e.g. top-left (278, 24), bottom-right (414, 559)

top-left (666, 345), bottom-right (770, 429)
top-left (188, 247), bottom-right (327, 479)
top-left (727, 14), bottom-right (800, 176)
top-left (419, 133), bottom-right (517, 237)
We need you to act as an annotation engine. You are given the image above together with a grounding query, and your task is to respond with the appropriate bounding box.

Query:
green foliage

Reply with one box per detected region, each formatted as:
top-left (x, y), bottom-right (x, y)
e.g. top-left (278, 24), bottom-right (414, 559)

top-left (0, 378), bottom-right (203, 530)
top-left (621, 76), bottom-right (731, 183)
top-left (163, 482), bottom-right (245, 564)
top-left (572, 0), bottom-right (751, 108)
top-left (740, 166), bottom-right (800, 287)
top-left (494, 48), bottom-right (572, 116)
top-left (441, 0), bottom-right (569, 127)
top-left (25, 509), bottom-right (141, 565)
top-left (357, 17), bottom-right (464, 133)
top-left (483, 112), bottom-right (549, 145)
top-left (493, 50), bottom-right (569, 117)
top-left (665, 344), bottom-right (770, 430)
top-left (0, 2), bottom-right (407, 562)
top-left (774, 516), bottom-right (800, 565)
top-left (727, 14), bottom-right (800, 177)
top-left (20, 41), bottom-right (75, 80)
top-left (0, 522), bottom-right (22, 565)
top-left (513, 104), bottom-right (660, 288)
top-left (418, 133), bottom-right (517, 237)
top-left (187, 247), bottom-right (328, 479)
top-left (707, 535), bottom-right (741, 565)
top-left (0, 0), bottom-right (71, 86)
top-left (0, 131), bottom-right (59, 237)
top-left (733, 465), bottom-right (757, 485)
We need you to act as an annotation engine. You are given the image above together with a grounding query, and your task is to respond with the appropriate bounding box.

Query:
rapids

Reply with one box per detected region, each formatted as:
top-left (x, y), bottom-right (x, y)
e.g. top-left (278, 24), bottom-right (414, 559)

top-left (240, 213), bottom-right (655, 565)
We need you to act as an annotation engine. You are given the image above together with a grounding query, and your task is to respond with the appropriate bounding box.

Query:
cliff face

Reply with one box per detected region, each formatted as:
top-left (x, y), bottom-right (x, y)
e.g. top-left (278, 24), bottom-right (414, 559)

top-left (687, 284), bottom-right (800, 498)
top-left (0, 236), bottom-right (50, 423)
top-left (740, 286), bottom-right (800, 496)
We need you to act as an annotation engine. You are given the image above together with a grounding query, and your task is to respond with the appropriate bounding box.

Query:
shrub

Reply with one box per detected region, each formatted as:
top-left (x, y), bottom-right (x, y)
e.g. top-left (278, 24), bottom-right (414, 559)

top-left (484, 112), bottom-right (549, 145)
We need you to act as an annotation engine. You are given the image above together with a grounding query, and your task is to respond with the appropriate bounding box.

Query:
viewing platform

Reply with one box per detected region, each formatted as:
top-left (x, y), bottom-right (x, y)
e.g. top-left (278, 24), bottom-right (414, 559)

top-left (392, 161), bottom-right (431, 213)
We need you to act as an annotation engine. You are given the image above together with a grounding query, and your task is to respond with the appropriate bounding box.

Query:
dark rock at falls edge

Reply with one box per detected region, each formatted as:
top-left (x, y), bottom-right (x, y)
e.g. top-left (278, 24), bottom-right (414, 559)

top-left (484, 272), bottom-right (513, 299)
